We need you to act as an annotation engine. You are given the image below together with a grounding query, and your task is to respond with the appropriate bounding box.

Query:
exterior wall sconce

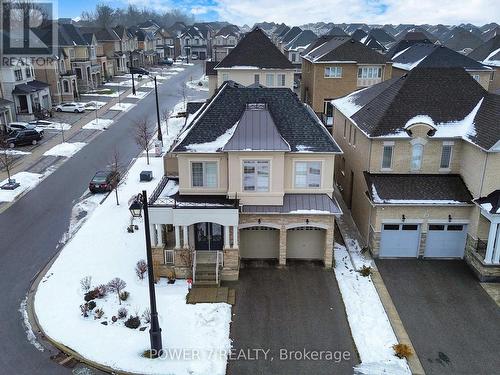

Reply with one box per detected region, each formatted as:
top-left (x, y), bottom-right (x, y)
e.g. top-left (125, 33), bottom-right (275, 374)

top-left (401, 215), bottom-right (406, 222)
top-left (306, 219), bottom-right (310, 225)
top-left (448, 214), bottom-right (452, 222)
top-left (257, 218), bottom-right (261, 224)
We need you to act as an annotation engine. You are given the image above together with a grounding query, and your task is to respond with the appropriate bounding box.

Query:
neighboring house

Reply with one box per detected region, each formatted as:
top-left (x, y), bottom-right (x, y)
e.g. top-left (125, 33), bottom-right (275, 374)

top-left (81, 27), bottom-right (123, 77)
top-left (155, 28), bottom-right (175, 59)
top-left (193, 23), bottom-right (214, 58)
top-left (113, 26), bottom-right (140, 69)
top-left (138, 19), bottom-right (161, 34)
top-left (209, 28), bottom-right (295, 96)
top-left (212, 25), bottom-right (239, 62)
top-left (180, 26), bottom-right (208, 60)
top-left (300, 36), bottom-right (392, 125)
top-left (0, 82), bottom-right (15, 130)
top-left (390, 43), bottom-right (493, 90)
top-left (468, 35), bottom-right (500, 93)
top-left (272, 24), bottom-right (290, 44)
top-left (385, 35), bottom-right (433, 58)
top-left (147, 81), bottom-right (342, 284)
top-left (205, 61), bottom-right (218, 94)
top-left (276, 26), bottom-right (302, 52)
top-left (442, 26), bottom-right (483, 54)
top-left (136, 29), bottom-right (157, 66)
top-left (0, 59), bottom-right (51, 121)
top-left (283, 30), bottom-right (318, 66)
top-left (331, 67), bottom-right (500, 281)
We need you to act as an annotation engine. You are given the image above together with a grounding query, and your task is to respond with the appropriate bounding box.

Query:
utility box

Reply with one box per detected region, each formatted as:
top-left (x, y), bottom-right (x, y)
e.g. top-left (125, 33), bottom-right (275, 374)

top-left (154, 140), bottom-right (162, 157)
top-left (140, 171), bottom-right (153, 182)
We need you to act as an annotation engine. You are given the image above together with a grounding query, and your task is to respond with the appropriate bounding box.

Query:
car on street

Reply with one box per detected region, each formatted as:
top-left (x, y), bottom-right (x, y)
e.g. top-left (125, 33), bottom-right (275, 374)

top-left (7, 122), bottom-right (44, 137)
top-left (89, 171), bottom-right (120, 194)
top-left (28, 119), bottom-right (54, 127)
top-left (6, 129), bottom-right (43, 147)
top-left (55, 102), bottom-right (85, 113)
top-left (158, 58), bottom-right (174, 66)
top-left (190, 54), bottom-right (198, 60)
top-left (129, 67), bottom-right (150, 75)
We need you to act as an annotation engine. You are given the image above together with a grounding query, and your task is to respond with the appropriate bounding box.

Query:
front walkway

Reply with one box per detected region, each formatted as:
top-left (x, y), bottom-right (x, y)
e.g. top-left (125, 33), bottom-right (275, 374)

top-left (227, 263), bottom-right (359, 375)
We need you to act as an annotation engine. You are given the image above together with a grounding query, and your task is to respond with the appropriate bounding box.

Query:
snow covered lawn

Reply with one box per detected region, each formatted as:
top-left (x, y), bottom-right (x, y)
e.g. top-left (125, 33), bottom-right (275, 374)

top-left (35, 134), bottom-right (231, 375)
top-left (109, 102), bottom-right (135, 112)
top-left (82, 119), bottom-right (114, 131)
top-left (84, 101), bottom-right (107, 111)
top-left (127, 91), bottom-right (150, 99)
top-left (0, 172), bottom-right (43, 202)
top-left (81, 90), bottom-right (121, 98)
top-left (186, 76), bottom-right (209, 92)
top-left (334, 244), bottom-right (410, 375)
top-left (43, 142), bottom-right (86, 158)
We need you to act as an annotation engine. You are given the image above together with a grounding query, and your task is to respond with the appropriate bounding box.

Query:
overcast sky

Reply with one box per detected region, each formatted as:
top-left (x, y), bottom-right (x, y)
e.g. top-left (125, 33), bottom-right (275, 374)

top-left (60, 0), bottom-right (500, 26)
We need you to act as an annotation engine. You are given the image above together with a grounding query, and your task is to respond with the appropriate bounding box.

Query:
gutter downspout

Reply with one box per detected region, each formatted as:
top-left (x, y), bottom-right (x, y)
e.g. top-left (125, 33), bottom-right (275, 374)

top-left (367, 137), bottom-right (373, 245)
top-left (479, 152), bottom-right (489, 197)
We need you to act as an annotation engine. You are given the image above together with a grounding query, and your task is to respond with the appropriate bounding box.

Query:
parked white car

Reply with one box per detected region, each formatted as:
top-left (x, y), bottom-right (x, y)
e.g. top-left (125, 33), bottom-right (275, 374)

top-left (55, 102), bottom-right (85, 113)
top-left (7, 122), bottom-right (45, 136)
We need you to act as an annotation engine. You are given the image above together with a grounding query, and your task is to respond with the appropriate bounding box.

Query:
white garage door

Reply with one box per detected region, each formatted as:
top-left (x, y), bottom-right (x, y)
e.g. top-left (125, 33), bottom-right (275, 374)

top-left (287, 227), bottom-right (325, 260)
top-left (240, 227), bottom-right (279, 259)
top-left (424, 224), bottom-right (467, 258)
top-left (380, 223), bottom-right (421, 258)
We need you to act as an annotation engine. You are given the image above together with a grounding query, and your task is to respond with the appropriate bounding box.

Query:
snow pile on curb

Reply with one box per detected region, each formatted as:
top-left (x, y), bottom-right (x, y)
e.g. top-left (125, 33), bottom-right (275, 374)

top-left (334, 244), bottom-right (410, 375)
top-left (83, 119), bottom-right (114, 131)
top-left (127, 91), bottom-right (150, 99)
top-left (186, 76), bottom-right (209, 91)
top-left (0, 172), bottom-right (43, 202)
top-left (109, 103), bottom-right (135, 112)
top-left (19, 296), bottom-right (44, 352)
top-left (43, 142), bottom-right (86, 157)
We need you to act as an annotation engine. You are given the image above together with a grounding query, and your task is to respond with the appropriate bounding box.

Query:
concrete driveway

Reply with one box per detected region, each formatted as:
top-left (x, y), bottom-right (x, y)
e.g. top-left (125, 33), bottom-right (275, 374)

top-left (227, 262), bottom-right (359, 375)
top-left (376, 259), bottom-right (500, 375)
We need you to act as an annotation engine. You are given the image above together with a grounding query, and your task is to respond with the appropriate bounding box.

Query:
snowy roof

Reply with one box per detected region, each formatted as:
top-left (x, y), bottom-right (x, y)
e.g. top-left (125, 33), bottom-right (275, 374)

top-left (284, 30), bottom-right (318, 52)
top-left (241, 193), bottom-right (342, 214)
top-left (474, 190), bottom-right (500, 215)
top-left (469, 36), bottom-right (500, 67)
top-left (215, 28), bottom-right (294, 70)
top-left (173, 81), bottom-right (341, 153)
top-left (301, 36), bottom-right (387, 64)
top-left (332, 67), bottom-right (500, 151)
top-left (391, 43), bottom-right (490, 71)
top-left (365, 173), bottom-right (473, 205)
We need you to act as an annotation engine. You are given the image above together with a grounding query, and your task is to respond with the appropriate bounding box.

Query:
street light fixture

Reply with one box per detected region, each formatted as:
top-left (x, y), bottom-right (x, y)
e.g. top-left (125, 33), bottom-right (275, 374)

top-left (128, 191), bottom-right (163, 354)
top-left (145, 74), bottom-right (163, 145)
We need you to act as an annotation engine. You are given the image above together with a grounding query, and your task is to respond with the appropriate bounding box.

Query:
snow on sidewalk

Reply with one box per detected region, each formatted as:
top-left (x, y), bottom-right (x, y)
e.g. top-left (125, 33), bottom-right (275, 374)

top-left (43, 142), bottom-right (86, 158)
top-left (127, 91), bottom-right (150, 99)
top-left (82, 119), bottom-right (114, 130)
top-left (0, 172), bottom-right (44, 202)
top-left (186, 76), bottom-right (209, 92)
top-left (109, 102), bottom-right (135, 112)
top-left (334, 244), bottom-right (410, 375)
top-left (34, 147), bottom-right (231, 375)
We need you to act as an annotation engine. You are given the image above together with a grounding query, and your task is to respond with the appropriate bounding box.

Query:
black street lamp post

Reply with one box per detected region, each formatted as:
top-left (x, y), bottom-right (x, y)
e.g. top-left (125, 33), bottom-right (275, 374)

top-left (129, 191), bottom-right (163, 354)
top-left (154, 76), bottom-right (162, 144)
top-left (129, 51), bottom-right (136, 95)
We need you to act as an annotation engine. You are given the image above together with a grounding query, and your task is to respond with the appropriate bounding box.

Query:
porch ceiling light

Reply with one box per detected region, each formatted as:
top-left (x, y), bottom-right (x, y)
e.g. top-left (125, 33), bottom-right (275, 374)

top-left (129, 198), bottom-right (143, 218)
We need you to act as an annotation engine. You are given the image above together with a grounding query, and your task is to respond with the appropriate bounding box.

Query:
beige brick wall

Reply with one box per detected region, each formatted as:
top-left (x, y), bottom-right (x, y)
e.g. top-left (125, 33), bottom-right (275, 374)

top-left (459, 141), bottom-right (487, 198)
top-left (489, 67), bottom-right (500, 93)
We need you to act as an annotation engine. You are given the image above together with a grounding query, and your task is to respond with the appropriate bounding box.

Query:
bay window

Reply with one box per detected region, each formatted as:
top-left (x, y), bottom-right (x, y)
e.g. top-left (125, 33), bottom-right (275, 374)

top-left (191, 161), bottom-right (217, 188)
top-left (295, 161), bottom-right (321, 188)
top-left (243, 160), bottom-right (269, 192)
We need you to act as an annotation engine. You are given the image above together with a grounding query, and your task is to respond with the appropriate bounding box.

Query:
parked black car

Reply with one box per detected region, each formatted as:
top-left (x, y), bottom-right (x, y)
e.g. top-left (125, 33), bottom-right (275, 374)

top-left (129, 67), bottom-right (150, 75)
top-left (89, 171), bottom-right (120, 193)
top-left (6, 129), bottom-right (43, 147)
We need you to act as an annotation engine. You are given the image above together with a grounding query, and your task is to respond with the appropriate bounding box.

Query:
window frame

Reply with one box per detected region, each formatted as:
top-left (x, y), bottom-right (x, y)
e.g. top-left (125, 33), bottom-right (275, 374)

top-left (381, 142), bottom-right (394, 170)
top-left (277, 73), bottom-right (286, 87)
top-left (242, 159), bottom-right (271, 192)
top-left (410, 141), bottom-right (425, 171)
top-left (357, 66), bottom-right (382, 79)
top-left (324, 66), bottom-right (342, 78)
top-left (14, 69), bottom-right (23, 81)
top-left (190, 161), bottom-right (218, 188)
top-left (294, 160), bottom-right (322, 189)
top-left (439, 142), bottom-right (453, 170)
top-left (265, 73), bottom-right (274, 87)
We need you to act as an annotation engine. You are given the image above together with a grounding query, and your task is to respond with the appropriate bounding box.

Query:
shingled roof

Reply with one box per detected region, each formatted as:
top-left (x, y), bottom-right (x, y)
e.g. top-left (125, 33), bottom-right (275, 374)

top-left (365, 173), bottom-right (473, 204)
top-left (284, 30), bottom-right (318, 52)
top-left (468, 35), bottom-right (500, 67)
top-left (332, 67), bottom-right (500, 151)
top-left (391, 43), bottom-right (491, 71)
top-left (302, 36), bottom-right (387, 64)
top-left (172, 82), bottom-right (341, 153)
top-left (215, 28), bottom-right (294, 69)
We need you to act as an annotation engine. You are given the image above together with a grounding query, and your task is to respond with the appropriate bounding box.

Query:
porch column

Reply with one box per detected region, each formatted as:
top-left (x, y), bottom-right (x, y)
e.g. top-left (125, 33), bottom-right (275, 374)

top-left (279, 226), bottom-right (287, 266)
top-left (493, 224), bottom-right (500, 264)
top-left (232, 226), bottom-right (238, 248)
top-left (150, 224), bottom-right (157, 247)
top-left (484, 222), bottom-right (498, 264)
top-left (155, 225), bottom-right (163, 247)
top-left (324, 226), bottom-right (334, 269)
top-left (174, 225), bottom-right (181, 249)
top-left (26, 95), bottom-right (33, 114)
top-left (182, 225), bottom-right (189, 249)
top-left (224, 226), bottom-right (230, 249)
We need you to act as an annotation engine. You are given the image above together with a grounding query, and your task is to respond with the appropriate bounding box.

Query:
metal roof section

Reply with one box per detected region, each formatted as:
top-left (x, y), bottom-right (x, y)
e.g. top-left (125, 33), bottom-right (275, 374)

top-left (242, 194), bottom-right (342, 214)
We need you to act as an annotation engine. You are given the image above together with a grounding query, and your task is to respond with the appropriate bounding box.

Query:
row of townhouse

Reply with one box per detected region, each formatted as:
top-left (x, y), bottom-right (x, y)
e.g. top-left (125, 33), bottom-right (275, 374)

top-left (199, 26), bottom-right (499, 282)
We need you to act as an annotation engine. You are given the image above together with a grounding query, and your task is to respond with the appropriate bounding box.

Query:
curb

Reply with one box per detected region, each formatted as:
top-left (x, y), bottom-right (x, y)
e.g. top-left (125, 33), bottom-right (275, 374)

top-left (370, 270), bottom-right (426, 375)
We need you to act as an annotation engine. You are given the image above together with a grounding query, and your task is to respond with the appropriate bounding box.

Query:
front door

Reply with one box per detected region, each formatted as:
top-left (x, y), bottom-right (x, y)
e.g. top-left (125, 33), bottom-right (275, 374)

top-left (195, 223), bottom-right (224, 250)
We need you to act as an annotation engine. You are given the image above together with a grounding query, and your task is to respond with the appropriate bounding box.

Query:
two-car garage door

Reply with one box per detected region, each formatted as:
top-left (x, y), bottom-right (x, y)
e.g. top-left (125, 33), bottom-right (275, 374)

top-left (379, 223), bottom-right (467, 258)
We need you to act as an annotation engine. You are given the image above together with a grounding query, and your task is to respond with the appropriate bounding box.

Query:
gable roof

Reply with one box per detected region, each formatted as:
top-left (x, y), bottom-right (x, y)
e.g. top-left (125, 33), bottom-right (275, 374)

top-left (302, 36), bottom-right (387, 64)
top-left (223, 105), bottom-right (290, 151)
top-left (386, 38), bottom-right (433, 58)
top-left (368, 28), bottom-right (395, 44)
top-left (284, 30), bottom-right (318, 51)
top-left (172, 81), bottom-right (341, 153)
top-left (391, 43), bottom-right (490, 71)
top-left (475, 190), bottom-right (500, 214)
top-left (215, 25), bottom-right (239, 37)
top-left (215, 28), bottom-right (294, 69)
top-left (326, 26), bottom-right (348, 37)
top-left (80, 27), bottom-right (120, 42)
top-left (279, 26), bottom-right (303, 44)
top-left (443, 27), bottom-right (483, 51)
top-left (351, 29), bottom-right (368, 41)
top-left (332, 67), bottom-right (500, 151)
top-left (181, 26), bottom-right (205, 39)
top-left (58, 23), bottom-right (88, 46)
top-left (468, 35), bottom-right (500, 67)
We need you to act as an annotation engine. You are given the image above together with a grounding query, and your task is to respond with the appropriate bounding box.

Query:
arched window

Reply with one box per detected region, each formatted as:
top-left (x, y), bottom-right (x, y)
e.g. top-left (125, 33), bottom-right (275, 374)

top-left (411, 142), bottom-right (424, 170)
top-left (63, 80), bottom-right (69, 93)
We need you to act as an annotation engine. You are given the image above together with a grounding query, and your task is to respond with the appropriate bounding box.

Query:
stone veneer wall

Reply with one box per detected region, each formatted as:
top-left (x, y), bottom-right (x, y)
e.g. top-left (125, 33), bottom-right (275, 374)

top-left (464, 234), bottom-right (500, 281)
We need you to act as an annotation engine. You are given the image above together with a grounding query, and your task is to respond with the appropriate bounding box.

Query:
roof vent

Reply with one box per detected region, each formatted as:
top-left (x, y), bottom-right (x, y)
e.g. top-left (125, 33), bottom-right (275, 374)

top-left (246, 103), bottom-right (267, 110)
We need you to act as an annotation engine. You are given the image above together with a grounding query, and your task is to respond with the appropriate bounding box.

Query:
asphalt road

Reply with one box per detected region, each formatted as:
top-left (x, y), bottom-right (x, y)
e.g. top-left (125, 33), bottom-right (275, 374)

top-left (227, 263), bottom-right (359, 375)
top-left (0, 63), bottom-right (205, 375)
top-left (376, 259), bottom-right (500, 375)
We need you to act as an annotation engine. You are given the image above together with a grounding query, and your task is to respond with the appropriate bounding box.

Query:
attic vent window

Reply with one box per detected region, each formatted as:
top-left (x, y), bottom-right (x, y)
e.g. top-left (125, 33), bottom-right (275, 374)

top-left (247, 103), bottom-right (267, 110)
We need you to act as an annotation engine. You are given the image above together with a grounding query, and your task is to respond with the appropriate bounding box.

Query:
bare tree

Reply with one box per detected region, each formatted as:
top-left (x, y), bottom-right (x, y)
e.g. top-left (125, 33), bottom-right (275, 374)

top-left (134, 119), bottom-right (153, 165)
top-left (0, 132), bottom-right (16, 184)
top-left (109, 148), bottom-right (123, 206)
top-left (135, 260), bottom-right (147, 280)
top-left (161, 108), bottom-right (171, 136)
top-left (107, 277), bottom-right (127, 305)
top-left (178, 81), bottom-right (188, 110)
